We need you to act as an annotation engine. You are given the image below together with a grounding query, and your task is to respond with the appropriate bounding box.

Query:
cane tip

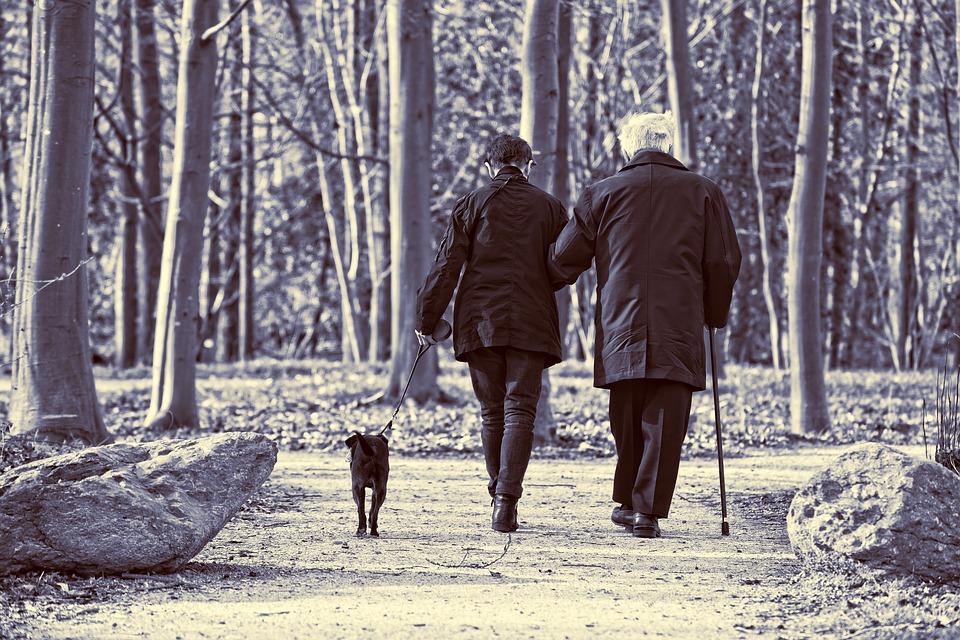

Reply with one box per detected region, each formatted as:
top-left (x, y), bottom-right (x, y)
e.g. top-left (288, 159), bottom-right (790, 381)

top-left (721, 522), bottom-right (730, 536)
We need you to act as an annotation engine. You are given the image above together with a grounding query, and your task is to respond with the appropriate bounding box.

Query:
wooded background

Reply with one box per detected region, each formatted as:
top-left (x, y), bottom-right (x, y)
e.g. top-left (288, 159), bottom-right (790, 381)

top-left (0, 0), bottom-right (957, 444)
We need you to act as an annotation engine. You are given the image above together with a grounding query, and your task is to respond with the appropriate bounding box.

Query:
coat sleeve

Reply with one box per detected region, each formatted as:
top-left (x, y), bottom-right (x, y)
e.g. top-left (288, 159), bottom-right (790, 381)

top-left (416, 195), bottom-right (471, 334)
top-left (548, 186), bottom-right (597, 290)
top-left (702, 186), bottom-right (742, 328)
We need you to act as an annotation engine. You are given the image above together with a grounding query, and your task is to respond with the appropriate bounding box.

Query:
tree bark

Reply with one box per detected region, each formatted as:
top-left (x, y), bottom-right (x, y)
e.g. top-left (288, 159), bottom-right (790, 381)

top-left (200, 180), bottom-right (222, 363)
top-left (521, 0), bottom-right (559, 188)
top-left (750, 0), bottom-right (782, 369)
top-left (660, 0), bottom-right (698, 172)
top-left (218, 14), bottom-right (244, 364)
top-left (0, 13), bottom-right (17, 353)
top-left (133, 0), bottom-right (165, 365)
top-left (520, 0), bottom-right (560, 445)
top-left (369, 11), bottom-right (391, 362)
top-left (786, 0), bottom-right (832, 435)
top-left (116, 0), bottom-right (139, 369)
top-left (384, 0), bottom-right (437, 401)
top-left (239, 6), bottom-right (255, 360)
top-left (897, 16), bottom-right (921, 370)
top-left (11, 0), bottom-right (107, 443)
top-left (145, 0), bottom-right (220, 430)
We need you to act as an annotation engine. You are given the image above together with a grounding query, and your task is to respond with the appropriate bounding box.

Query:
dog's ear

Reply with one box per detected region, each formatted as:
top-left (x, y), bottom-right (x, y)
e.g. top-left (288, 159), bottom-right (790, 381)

top-left (345, 433), bottom-right (359, 449)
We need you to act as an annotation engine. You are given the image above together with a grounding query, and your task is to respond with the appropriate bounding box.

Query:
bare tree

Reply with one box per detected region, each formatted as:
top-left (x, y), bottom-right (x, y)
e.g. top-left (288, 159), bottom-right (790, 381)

top-left (145, 0), bottom-right (221, 430)
top-left (896, 16), bottom-right (922, 370)
top-left (115, 0), bottom-right (139, 369)
top-left (134, 0), bottom-right (166, 364)
top-left (750, 0), bottom-right (783, 369)
top-left (369, 8), bottom-right (391, 362)
top-left (661, 0), bottom-right (698, 171)
top-left (520, 0), bottom-right (560, 444)
top-left (786, 0), bottom-right (832, 435)
top-left (239, 5), bottom-right (256, 360)
top-left (11, 0), bottom-right (107, 443)
top-left (384, 0), bottom-right (438, 401)
top-left (218, 10), bottom-right (245, 363)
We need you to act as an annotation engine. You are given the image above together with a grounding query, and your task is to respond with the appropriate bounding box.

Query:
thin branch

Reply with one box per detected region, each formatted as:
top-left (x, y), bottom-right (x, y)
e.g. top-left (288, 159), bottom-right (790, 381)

top-left (253, 74), bottom-right (387, 165)
top-left (201, 0), bottom-right (254, 43)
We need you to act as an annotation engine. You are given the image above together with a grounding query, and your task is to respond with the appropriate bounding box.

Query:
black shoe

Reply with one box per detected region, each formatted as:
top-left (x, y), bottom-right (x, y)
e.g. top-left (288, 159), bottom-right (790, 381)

top-left (632, 514), bottom-right (661, 538)
top-left (492, 494), bottom-right (518, 533)
top-left (611, 505), bottom-right (635, 528)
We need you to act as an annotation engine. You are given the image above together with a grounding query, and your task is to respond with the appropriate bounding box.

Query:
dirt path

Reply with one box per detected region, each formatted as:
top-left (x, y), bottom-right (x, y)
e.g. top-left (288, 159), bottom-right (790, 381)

top-left (15, 446), bottom-right (940, 639)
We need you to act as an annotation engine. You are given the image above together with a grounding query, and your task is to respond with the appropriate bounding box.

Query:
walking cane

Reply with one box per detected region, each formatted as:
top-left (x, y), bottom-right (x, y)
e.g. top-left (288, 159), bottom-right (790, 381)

top-left (379, 319), bottom-right (452, 436)
top-left (708, 328), bottom-right (730, 536)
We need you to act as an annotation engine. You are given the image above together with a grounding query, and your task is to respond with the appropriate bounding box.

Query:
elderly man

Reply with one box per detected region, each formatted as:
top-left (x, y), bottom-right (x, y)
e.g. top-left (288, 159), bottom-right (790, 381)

top-left (416, 133), bottom-right (567, 533)
top-left (549, 112), bottom-right (741, 538)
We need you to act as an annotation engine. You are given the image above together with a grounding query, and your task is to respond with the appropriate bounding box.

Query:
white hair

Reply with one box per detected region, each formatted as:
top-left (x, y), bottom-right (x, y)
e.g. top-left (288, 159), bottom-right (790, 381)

top-left (618, 111), bottom-right (675, 157)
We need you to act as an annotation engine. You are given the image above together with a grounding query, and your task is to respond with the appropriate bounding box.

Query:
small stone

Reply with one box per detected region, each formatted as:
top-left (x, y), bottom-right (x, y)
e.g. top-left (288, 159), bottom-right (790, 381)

top-left (0, 432), bottom-right (277, 575)
top-left (787, 443), bottom-right (960, 582)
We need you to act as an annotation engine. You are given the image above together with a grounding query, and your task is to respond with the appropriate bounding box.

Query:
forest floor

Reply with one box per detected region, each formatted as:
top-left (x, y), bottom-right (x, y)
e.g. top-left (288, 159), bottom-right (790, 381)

top-left (0, 360), bottom-right (958, 638)
top-left (2, 446), bottom-right (960, 639)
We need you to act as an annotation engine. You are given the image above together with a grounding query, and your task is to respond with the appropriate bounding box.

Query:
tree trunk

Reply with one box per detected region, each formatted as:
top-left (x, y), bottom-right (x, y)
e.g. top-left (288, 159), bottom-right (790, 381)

top-left (11, 0), bottom-right (107, 443)
top-left (116, 0), bottom-right (139, 369)
top-left (897, 17), bottom-right (921, 370)
top-left (145, 0), bottom-right (220, 430)
top-left (786, 0), bottom-right (832, 435)
top-left (200, 182), bottom-right (222, 363)
top-left (520, 0), bottom-right (560, 445)
top-left (218, 15), bottom-right (244, 364)
top-left (369, 13), bottom-right (391, 362)
top-left (384, 0), bottom-right (437, 401)
top-left (0, 11), bottom-right (15, 304)
top-left (239, 6), bottom-right (256, 360)
top-left (521, 0), bottom-right (559, 187)
top-left (660, 0), bottom-right (698, 172)
top-left (750, 0), bottom-right (782, 369)
top-left (134, 0), bottom-right (165, 365)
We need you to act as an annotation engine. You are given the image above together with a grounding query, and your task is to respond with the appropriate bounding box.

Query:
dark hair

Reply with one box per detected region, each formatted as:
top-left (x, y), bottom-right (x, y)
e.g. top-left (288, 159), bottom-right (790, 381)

top-left (484, 134), bottom-right (533, 167)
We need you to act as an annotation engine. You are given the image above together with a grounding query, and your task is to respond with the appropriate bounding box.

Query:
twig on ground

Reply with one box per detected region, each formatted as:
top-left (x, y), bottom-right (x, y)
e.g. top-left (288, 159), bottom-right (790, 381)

top-left (425, 534), bottom-right (512, 570)
top-left (119, 572), bottom-right (184, 584)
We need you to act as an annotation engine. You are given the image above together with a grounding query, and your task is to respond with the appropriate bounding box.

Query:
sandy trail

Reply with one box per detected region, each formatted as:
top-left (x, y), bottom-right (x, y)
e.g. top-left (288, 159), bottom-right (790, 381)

top-left (26, 447), bottom-right (921, 639)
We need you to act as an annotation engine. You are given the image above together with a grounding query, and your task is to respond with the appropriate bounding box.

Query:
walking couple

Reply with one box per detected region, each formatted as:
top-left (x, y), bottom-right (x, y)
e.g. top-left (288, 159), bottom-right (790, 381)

top-left (415, 112), bottom-right (742, 538)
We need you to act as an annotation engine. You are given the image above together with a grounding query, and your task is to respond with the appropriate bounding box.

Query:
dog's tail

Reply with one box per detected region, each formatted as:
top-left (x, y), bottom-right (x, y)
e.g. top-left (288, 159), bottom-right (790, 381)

top-left (352, 431), bottom-right (375, 457)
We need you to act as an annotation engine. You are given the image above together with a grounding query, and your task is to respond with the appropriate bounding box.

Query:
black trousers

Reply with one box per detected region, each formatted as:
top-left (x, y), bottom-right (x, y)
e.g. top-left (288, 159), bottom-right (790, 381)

top-left (467, 346), bottom-right (545, 499)
top-left (609, 379), bottom-right (693, 518)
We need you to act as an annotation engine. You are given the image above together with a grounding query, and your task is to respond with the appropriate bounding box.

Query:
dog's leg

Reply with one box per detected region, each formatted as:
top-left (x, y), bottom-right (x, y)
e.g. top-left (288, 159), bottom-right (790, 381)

top-left (369, 484), bottom-right (386, 537)
top-left (353, 485), bottom-right (367, 537)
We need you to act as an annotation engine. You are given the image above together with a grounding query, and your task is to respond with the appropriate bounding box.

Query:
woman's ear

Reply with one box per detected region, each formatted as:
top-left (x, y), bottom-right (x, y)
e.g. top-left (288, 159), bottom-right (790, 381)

top-left (484, 161), bottom-right (494, 179)
top-left (523, 159), bottom-right (534, 177)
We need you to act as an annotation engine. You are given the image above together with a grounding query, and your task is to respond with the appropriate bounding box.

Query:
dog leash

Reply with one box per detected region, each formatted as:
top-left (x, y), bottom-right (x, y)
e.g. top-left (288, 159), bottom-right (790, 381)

top-left (378, 320), bottom-right (451, 436)
top-left (379, 342), bottom-right (432, 436)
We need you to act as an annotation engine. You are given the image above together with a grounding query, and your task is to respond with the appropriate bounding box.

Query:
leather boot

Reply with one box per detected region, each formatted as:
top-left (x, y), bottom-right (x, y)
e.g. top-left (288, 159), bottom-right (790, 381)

top-left (497, 426), bottom-right (534, 499)
top-left (481, 426), bottom-right (503, 499)
top-left (492, 494), bottom-right (518, 532)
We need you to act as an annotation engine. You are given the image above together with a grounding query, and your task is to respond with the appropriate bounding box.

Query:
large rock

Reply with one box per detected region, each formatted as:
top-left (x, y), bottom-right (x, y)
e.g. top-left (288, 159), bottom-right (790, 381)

top-left (0, 432), bottom-right (277, 575)
top-left (788, 443), bottom-right (960, 582)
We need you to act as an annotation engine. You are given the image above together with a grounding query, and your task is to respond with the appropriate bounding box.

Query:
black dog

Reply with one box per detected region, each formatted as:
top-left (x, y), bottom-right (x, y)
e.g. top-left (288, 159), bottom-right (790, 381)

top-left (345, 431), bottom-right (390, 537)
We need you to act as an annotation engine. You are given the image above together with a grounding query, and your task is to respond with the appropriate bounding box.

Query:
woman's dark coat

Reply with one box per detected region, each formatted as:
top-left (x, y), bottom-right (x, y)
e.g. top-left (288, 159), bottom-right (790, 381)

top-left (417, 166), bottom-right (568, 367)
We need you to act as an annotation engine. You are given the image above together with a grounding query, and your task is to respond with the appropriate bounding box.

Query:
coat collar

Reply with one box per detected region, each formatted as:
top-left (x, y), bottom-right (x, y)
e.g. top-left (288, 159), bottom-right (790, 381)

top-left (620, 150), bottom-right (689, 172)
top-left (493, 165), bottom-right (528, 183)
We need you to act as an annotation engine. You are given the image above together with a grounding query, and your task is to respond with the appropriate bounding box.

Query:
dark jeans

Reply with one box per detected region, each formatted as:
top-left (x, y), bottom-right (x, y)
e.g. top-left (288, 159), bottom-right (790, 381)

top-left (609, 379), bottom-right (693, 518)
top-left (467, 346), bottom-right (545, 499)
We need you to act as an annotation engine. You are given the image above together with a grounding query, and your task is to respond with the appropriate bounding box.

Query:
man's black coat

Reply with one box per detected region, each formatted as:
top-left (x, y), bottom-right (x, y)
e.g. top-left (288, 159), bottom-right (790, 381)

top-left (549, 150), bottom-right (742, 390)
top-left (417, 166), bottom-right (568, 367)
